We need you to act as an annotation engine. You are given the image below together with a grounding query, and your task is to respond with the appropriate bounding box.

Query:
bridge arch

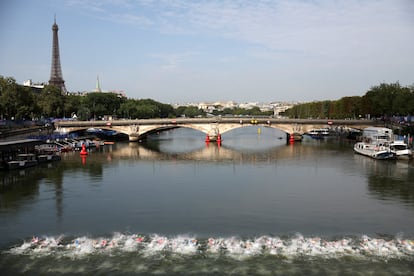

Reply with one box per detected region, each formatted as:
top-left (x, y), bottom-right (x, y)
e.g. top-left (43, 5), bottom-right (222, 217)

top-left (54, 118), bottom-right (379, 142)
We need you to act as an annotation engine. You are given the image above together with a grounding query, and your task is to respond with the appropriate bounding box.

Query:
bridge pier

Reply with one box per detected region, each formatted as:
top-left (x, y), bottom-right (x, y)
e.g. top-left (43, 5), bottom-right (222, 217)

top-left (205, 134), bottom-right (221, 142)
top-left (129, 135), bottom-right (140, 142)
top-left (289, 132), bottom-right (303, 142)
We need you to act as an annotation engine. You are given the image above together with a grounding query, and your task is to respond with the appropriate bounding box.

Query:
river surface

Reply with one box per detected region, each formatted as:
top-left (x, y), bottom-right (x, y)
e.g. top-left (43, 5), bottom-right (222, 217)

top-left (1, 127), bottom-right (414, 275)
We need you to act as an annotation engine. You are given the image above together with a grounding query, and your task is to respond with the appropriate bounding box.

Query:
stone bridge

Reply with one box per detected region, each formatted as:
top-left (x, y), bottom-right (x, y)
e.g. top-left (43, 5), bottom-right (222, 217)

top-left (54, 117), bottom-right (380, 142)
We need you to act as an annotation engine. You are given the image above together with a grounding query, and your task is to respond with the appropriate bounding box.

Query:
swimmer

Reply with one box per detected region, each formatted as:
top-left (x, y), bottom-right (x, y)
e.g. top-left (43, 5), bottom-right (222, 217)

top-left (31, 236), bottom-right (39, 244)
top-left (101, 239), bottom-right (108, 247)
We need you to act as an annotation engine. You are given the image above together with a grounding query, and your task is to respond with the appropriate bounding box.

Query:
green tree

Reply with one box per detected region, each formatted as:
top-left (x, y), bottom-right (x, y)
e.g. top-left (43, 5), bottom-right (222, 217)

top-left (37, 85), bottom-right (65, 118)
top-left (283, 82), bottom-right (414, 120)
top-left (158, 103), bottom-right (175, 118)
top-left (363, 82), bottom-right (400, 117)
top-left (0, 76), bottom-right (18, 119)
top-left (64, 94), bottom-right (82, 118)
top-left (83, 92), bottom-right (124, 119)
top-left (15, 86), bottom-right (35, 119)
top-left (391, 87), bottom-right (414, 115)
top-left (119, 99), bottom-right (139, 118)
top-left (0, 76), bottom-right (35, 120)
top-left (338, 96), bottom-right (362, 119)
top-left (174, 106), bottom-right (187, 117)
top-left (182, 106), bottom-right (205, 117)
top-left (77, 105), bottom-right (91, 121)
top-left (136, 104), bottom-right (159, 119)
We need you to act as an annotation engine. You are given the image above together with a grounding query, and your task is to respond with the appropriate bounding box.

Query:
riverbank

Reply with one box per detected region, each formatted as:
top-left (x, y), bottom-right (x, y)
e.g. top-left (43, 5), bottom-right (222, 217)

top-left (0, 126), bottom-right (54, 141)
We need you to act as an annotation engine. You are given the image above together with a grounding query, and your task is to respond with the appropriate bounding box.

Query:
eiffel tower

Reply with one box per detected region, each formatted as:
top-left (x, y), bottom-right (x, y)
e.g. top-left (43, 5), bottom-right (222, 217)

top-left (49, 16), bottom-right (66, 93)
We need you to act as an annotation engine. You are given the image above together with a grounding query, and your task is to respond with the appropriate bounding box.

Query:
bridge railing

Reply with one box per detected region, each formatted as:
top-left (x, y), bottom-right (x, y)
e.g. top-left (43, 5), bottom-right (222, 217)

top-left (54, 117), bottom-right (379, 127)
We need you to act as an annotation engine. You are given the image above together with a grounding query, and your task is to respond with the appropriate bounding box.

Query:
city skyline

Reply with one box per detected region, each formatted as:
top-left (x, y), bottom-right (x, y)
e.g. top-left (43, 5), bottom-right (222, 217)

top-left (1, 0), bottom-right (413, 104)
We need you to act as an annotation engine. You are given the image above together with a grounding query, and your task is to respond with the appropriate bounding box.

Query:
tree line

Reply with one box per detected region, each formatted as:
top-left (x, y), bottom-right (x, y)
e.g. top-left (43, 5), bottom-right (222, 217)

top-left (282, 82), bottom-right (414, 121)
top-left (1, 75), bottom-right (413, 123)
top-left (0, 76), bottom-right (176, 121)
top-left (0, 75), bottom-right (272, 122)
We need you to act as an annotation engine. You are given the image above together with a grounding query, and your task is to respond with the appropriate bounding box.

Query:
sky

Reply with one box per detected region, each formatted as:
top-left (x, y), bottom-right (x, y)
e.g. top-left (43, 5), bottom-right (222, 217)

top-left (1, 0), bottom-right (413, 104)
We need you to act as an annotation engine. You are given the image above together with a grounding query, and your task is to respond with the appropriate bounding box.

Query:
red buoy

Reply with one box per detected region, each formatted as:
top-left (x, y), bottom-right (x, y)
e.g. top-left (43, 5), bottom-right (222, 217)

top-left (205, 134), bottom-right (210, 143)
top-left (289, 133), bottom-right (295, 144)
top-left (217, 134), bottom-right (222, 144)
top-left (80, 144), bottom-right (88, 155)
top-left (81, 155), bottom-right (86, 165)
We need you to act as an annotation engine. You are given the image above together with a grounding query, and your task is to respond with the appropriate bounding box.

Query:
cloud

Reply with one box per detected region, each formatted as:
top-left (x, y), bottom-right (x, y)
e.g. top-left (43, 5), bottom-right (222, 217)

top-left (60, 0), bottom-right (414, 101)
top-left (68, 0), bottom-right (413, 55)
top-left (148, 51), bottom-right (200, 71)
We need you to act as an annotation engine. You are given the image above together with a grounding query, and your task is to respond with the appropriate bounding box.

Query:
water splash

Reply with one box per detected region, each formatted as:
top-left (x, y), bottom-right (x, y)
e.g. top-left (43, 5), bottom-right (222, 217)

top-left (5, 233), bottom-right (414, 260)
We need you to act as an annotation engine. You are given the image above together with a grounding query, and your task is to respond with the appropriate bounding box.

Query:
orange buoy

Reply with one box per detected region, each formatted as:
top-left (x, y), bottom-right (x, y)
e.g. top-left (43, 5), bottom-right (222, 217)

top-left (80, 144), bottom-right (88, 155)
top-left (217, 134), bottom-right (222, 144)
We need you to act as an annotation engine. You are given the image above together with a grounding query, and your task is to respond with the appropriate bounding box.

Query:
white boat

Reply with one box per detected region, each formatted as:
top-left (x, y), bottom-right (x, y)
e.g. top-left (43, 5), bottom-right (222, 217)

top-left (389, 140), bottom-right (412, 159)
top-left (306, 128), bottom-right (330, 139)
top-left (361, 127), bottom-right (393, 141)
top-left (353, 127), bottom-right (395, 160)
top-left (354, 140), bottom-right (395, 159)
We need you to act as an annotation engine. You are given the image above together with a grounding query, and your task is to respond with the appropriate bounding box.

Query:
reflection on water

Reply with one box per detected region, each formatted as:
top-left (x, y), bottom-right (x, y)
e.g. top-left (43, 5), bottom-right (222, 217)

top-left (355, 156), bottom-right (414, 204)
top-left (1, 127), bottom-right (414, 274)
top-left (1, 127), bottom-right (414, 215)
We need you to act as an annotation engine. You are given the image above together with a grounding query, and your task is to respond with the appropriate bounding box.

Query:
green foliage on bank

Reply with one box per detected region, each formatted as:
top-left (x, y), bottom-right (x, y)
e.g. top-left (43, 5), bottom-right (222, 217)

top-left (0, 76), bottom-right (178, 120)
top-left (282, 82), bottom-right (414, 119)
top-left (1, 75), bottom-right (412, 121)
top-left (0, 75), bottom-right (273, 120)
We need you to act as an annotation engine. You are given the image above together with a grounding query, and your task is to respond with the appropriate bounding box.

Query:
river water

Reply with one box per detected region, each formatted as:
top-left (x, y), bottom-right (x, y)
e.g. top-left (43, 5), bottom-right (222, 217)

top-left (1, 127), bottom-right (414, 275)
